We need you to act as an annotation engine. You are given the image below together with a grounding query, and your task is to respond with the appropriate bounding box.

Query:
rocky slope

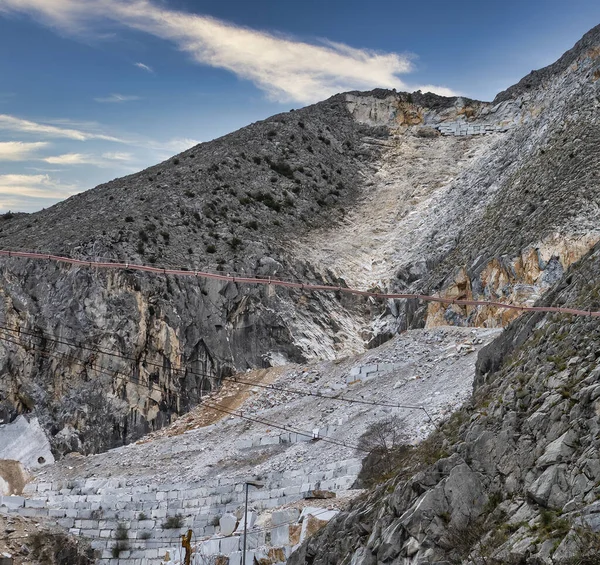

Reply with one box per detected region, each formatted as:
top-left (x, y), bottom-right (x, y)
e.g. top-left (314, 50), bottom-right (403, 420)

top-left (1, 24), bottom-right (600, 459)
top-left (288, 239), bottom-right (600, 565)
top-left (1, 324), bottom-right (499, 565)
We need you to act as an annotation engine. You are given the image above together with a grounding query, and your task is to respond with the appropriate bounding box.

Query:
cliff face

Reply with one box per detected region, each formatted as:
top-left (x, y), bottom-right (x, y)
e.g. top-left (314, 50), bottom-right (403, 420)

top-left (289, 240), bottom-right (600, 565)
top-left (1, 25), bottom-right (600, 458)
top-left (0, 95), bottom-right (381, 455)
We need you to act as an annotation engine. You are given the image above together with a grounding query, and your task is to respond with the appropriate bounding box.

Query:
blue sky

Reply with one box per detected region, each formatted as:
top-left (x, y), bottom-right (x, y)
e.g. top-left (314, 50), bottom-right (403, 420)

top-left (0, 0), bottom-right (599, 213)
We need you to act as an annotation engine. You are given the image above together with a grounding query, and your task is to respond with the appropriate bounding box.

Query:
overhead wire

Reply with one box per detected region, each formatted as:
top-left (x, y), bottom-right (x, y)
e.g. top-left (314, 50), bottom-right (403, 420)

top-left (0, 331), bottom-right (370, 454)
top-left (0, 248), bottom-right (597, 318)
top-left (0, 323), bottom-right (437, 425)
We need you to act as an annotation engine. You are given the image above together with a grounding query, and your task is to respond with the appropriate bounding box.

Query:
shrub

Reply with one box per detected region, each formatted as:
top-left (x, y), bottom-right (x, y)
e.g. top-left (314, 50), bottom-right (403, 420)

top-left (269, 160), bottom-right (294, 179)
top-left (355, 416), bottom-right (410, 487)
top-left (139, 531), bottom-right (152, 540)
top-left (111, 522), bottom-right (130, 558)
top-left (30, 530), bottom-right (95, 565)
top-left (206, 244), bottom-right (217, 254)
top-left (229, 237), bottom-right (242, 250)
top-left (173, 158), bottom-right (180, 165)
top-left (162, 515), bottom-right (184, 529)
top-left (138, 512), bottom-right (147, 521)
top-left (115, 522), bottom-right (128, 540)
top-left (184, 190), bottom-right (195, 197)
top-left (252, 156), bottom-right (262, 165)
top-left (125, 216), bottom-right (134, 222)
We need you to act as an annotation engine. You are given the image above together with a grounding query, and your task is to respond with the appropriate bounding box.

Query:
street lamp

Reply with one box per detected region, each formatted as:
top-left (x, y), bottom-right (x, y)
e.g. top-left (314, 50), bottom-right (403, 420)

top-left (242, 480), bottom-right (264, 565)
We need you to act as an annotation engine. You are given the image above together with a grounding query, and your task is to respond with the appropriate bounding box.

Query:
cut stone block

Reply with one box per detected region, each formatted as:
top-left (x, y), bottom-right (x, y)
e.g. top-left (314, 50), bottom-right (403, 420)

top-left (0, 496), bottom-right (25, 509)
top-left (234, 511), bottom-right (256, 533)
top-left (271, 508), bottom-right (300, 526)
top-left (271, 524), bottom-right (290, 546)
top-left (219, 535), bottom-right (240, 555)
top-left (200, 538), bottom-right (221, 556)
top-left (219, 513), bottom-right (238, 536)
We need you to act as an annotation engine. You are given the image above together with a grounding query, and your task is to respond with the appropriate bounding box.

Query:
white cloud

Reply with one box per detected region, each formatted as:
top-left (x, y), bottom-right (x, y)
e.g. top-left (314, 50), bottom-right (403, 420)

top-left (0, 141), bottom-right (49, 161)
top-left (102, 151), bottom-right (133, 161)
top-left (416, 85), bottom-right (460, 97)
top-left (0, 173), bottom-right (79, 199)
top-left (0, 113), bottom-right (124, 142)
top-left (42, 151), bottom-right (136, 167)
top-left (0, 0), bottom-right (455, 103)
top-left (42, 153), bottom-right (93, 165)
top-left (134, 61), bottom-right (153, 72)
top-left (162, 138), bottom-right (199, 152)
top-left (94, 93), bottom-right (141, 103)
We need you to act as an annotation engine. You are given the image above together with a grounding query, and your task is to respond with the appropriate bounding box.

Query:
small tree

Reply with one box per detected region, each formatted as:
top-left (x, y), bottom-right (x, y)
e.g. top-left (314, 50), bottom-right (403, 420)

top-left (355, 416), bottom-right (410, 487)
top-left (112, 522), bottom-right (129, 558)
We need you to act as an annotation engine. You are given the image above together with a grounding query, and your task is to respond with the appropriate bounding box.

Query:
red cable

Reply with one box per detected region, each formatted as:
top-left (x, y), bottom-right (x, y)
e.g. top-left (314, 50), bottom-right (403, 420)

top-left (0, 249), bottom-right (596, 318)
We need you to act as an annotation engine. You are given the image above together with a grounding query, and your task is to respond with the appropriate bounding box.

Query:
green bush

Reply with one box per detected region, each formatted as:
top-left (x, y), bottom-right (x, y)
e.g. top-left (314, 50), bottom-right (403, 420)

top-left (269, 160), bottom-right (294, 179)
top-left (162, 515), bottom-right (184, 529)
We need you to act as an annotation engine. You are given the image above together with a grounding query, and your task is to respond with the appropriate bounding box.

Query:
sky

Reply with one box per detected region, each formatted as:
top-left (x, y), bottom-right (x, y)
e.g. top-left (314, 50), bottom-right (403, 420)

top-left (0, 0), bottom-right (599, 214)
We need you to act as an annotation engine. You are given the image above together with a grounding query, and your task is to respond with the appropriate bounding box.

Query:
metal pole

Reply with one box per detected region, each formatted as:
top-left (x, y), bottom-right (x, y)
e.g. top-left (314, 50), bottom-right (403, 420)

top-left (242, 482), bottom-right (249, 565)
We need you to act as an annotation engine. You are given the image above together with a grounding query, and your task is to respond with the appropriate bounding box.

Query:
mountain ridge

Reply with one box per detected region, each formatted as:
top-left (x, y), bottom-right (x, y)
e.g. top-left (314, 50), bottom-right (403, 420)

top-left (1, 25), bottom-right (599, 460)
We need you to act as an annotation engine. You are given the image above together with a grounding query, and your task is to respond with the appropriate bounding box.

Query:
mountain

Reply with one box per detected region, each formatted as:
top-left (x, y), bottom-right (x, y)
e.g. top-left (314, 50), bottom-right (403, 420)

top-left (287, 24), bottom-right (600, 565)
top-left (1, 24), bottom-right (600, 463)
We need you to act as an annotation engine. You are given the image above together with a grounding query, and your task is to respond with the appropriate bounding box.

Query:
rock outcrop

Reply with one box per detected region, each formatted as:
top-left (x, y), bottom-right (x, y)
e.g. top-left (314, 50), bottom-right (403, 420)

top-left (288, 232), bottom-right (600, 564)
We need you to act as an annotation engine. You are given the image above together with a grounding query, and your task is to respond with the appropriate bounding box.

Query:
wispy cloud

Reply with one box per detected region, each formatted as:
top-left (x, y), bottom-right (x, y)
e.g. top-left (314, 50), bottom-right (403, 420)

top-left (42, 151), bottom-right (135, 167)
top-left (161, 138), bottom-right (199, 152)
top-left (94, 93), bottom-right (141, 103)
top-left (0, 113), bottom-right (124, 142)
top-left (134, 61), bottom-right (153, 72)
top-left (42, 153), bottom-right (94, 165)
top-left (0, 0), bottom-right (455, 103)
top-left (101, 151), bottom-right (133, 161)
top-left (0, 141), bottom-right (49, 161)
top-left (0, 173), bottom-right (79, 199)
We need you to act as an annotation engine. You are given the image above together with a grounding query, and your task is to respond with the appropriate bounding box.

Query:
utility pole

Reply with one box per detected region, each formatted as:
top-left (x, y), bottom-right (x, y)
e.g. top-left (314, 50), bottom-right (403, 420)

top-left (242, 480), bottom-right (264, 565)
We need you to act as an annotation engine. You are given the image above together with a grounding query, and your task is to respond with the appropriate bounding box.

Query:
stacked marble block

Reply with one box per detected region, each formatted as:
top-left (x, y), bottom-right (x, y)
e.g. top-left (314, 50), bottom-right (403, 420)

top-left (233, 419), bottom-right (350, 449)
top-left (345, 362), bottom-right (401, 384)
top-left (0, 458), bottom-right (361, 565)
top-left (435, 121), bottom-right (509, 136)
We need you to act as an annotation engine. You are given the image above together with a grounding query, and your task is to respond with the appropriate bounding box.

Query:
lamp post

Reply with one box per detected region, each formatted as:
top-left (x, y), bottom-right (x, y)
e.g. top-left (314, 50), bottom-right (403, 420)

top-left (242, 480), bottom-right (264, 565)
